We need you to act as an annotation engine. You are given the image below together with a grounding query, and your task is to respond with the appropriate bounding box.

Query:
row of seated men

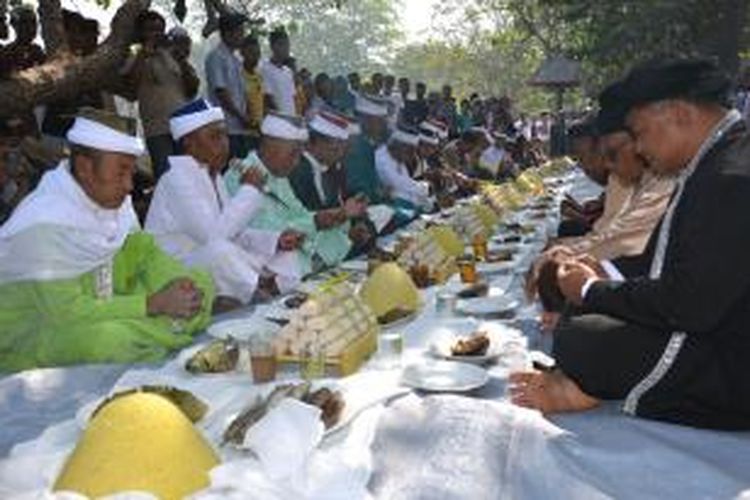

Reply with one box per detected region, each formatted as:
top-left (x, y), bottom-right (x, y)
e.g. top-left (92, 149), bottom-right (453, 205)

top-left (517, 58), bottom-right (750, 430)
top-left (0, 93), bottom-right (495, 373)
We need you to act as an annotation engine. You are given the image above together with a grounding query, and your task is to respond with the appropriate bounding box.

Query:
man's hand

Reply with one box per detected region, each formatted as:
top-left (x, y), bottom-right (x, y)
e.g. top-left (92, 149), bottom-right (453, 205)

top-left (315, 208), bottom-right (347, 229)
top-left (147, 278), bottom-right (204, 319)
top-left (241, 167), bottom-right (266, 189)
top-left (557, 261), bottom-right (599, 306)
top-left (348, 220), bottom-right (374, 246)
top-left (277, 229), bottom-right (306, 251)
top-left (541, 311), bottom-right (561, 332)
top-left (575, 254), bottom-right (608, 279)
top-left (343, 195), bottom-right (368, 218)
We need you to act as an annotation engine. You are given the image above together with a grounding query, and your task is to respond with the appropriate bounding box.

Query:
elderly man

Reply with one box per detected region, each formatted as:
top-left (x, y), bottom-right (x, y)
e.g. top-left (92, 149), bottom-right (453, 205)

top-left (225, 113), bottom-right (356, 289)
top-left (145, 99), bottom-right (274, 307)
top-left (289, 111), bottom-right (374, 254)
top-left (0, 109), bottom-right (213, 373)
top-left (512, 59), bottom-right (750, 430)
top-left (554, 83), bottom-right (674, 259)
top-left (375, 125), bottom-right (432, 211)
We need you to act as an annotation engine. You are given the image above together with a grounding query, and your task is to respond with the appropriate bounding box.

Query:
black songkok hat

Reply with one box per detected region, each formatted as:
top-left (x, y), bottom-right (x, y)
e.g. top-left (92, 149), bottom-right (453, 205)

top-left (618, 58), bottom-right (732, 111)
top-left (567, 115), bottom-right (598, 140)
top-left (595, 80), bottom-right (629, 136)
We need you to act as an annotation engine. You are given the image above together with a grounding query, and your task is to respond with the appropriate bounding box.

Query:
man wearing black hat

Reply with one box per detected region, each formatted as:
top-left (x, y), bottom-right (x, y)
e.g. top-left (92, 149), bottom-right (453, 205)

top-left (511, 58), bottom-right (750, 430)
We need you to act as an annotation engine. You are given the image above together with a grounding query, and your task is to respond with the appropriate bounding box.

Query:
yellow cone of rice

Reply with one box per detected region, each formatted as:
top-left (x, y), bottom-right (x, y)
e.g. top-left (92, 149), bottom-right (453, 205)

top-left (427, 225), bottom-right (464, 257)
top-left (473, 204), bottom-right (499, 231)
top-left (359, 262), bottom-right (420, 317)
top-left (53, 392), bottom-right (219, 500)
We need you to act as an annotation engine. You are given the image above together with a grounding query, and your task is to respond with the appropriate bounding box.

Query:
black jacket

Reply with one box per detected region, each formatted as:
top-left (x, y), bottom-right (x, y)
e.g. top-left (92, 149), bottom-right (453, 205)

top-left (586, 121), bottom-right (750, 428)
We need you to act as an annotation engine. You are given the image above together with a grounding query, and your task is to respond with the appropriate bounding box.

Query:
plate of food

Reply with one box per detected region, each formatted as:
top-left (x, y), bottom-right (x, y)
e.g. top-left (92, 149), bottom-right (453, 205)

top-left (401, 361), bottom-right (489, 392)
top-left (430, 331), bottom-right (499, 365)
top-left (184, 336), bottom-right (243, 375)
top-left (223, 382), bottom-right (346, 447)
top-left (455, 295), bottom-right (519, 318)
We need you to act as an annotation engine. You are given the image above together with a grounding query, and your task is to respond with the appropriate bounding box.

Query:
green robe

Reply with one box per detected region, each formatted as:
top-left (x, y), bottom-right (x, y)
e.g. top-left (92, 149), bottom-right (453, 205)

top-left (344, 134), bottom-right (386, 204)
top-left (225, 153), bottom-right (351, 276)
top-left (0, 232), bottom-right (214, 373)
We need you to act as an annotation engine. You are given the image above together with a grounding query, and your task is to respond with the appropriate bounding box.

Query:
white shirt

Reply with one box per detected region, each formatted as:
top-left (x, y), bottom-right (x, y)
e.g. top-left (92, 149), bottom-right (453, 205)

top-left (302, 151), bottom-right (328, 205)
top-left (260, 60), bottom-right (298, 116)
top-left (375, 144), bottom-right (431, 209)
top-left (145, 156), bottom-right (273, 303)
top-left (145, 156), bottom-right (263, 258)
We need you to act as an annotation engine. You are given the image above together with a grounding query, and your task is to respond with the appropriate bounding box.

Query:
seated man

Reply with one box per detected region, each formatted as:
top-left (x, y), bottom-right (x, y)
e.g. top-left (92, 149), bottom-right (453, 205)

top-left (344, 94), bottom-right (390, 203)
top-left (288, 110), bottom-right (375, 255)
top-left (145, 99), bottom-right (275, 307)
top-left (225, 113), bottom-right (356, 289)
top-left (551, 83), bottom-right (675, 260)
top-left (557, 119), bottom-right (607, 238)
top-left (0, 109), bottom-right (214, 373)
top-left (375, 125), bottom-right (433, 212)
top-left (511, 59), bottom-right (750, 430)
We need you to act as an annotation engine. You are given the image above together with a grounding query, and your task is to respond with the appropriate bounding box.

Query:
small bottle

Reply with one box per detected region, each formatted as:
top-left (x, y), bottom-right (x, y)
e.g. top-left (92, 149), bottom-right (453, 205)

top-left (302, 331), bottom-right (326, 380)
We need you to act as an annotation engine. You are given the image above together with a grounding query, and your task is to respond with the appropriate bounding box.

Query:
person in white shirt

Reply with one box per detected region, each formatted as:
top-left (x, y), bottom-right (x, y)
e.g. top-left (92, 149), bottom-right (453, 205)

top-left (375, 126), bottom-right (432, 211)
top-left (260, 27), bottom-right (298, 116)
top-left (145, 99), bottom-right (279, 308)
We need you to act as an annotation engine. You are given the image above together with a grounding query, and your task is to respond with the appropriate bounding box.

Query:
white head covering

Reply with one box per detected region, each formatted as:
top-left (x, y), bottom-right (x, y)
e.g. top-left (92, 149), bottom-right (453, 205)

top-left (261, 113), bottom-right (309, 141)
top-left (66, 112), bottom-right (145, 157)
top-left (418, 127), bottom-right (440, 146)
top-left (420, 119), bottom-right (449, 140)
top-left (389, 127), bottom-right (420, 147)
top-left (309, 111), bottom-right (350, 141)
top-left (169, 98), bottom-right (226, 141)
top-left (355, 95), bottom-right (389, 117)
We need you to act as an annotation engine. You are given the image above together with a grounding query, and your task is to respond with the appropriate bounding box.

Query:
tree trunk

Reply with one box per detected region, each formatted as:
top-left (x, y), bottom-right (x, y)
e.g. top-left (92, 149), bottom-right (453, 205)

top-left (0, 0), bottom-right (150, 120)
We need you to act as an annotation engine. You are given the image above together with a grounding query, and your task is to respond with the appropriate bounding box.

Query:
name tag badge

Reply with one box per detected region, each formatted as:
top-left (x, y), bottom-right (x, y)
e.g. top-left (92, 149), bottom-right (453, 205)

top-left (95, 262), bottom-right (114, 301)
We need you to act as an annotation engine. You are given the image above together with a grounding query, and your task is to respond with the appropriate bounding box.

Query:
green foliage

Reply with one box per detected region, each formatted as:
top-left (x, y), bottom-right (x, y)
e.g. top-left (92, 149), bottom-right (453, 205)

top-left (235, 0), bottom-right (403, 75)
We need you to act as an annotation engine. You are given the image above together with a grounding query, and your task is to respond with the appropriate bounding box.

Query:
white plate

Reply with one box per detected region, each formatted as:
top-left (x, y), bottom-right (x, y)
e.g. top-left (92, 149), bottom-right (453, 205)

top-left (455, 296), bottom-right (519, 317)
top-left (207, 318), bottom-right (280, 342)
top-left (426, 320), bottom-right (524, 365)
top-left (401, 361), bottom-right (489, 392)
top-left (339, 259), bottom-right (369, 273)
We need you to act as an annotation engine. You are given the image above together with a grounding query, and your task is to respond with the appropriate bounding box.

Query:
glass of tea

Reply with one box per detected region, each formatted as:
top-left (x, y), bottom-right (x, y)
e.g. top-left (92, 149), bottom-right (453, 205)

top-left (249, 334), bottom-right (277, 383)
top-left (457, 255), bottom-right (477, 284)
top-left (472, 233), bottom-right (488, 261)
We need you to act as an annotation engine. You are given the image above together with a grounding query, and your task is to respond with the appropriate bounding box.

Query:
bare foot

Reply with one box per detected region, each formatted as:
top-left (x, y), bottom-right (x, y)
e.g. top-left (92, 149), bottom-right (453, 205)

top-left (508, 369), bottom-right (600, 414)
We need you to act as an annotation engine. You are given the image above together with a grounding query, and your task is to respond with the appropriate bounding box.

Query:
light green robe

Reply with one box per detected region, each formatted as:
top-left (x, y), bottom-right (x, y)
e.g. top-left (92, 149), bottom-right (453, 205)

top-left (0, 232), bottom-right (214, 373)
top-left (225, 152), bottom-right (351, 276)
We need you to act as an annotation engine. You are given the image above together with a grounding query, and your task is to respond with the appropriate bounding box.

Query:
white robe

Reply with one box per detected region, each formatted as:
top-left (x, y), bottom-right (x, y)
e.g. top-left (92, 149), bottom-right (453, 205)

top-left (145, 155), bottom-right (270, 304)
top-left (0, 161), bottom-right (139, 284)
top-left (374, 144), bottom-right (432, 210)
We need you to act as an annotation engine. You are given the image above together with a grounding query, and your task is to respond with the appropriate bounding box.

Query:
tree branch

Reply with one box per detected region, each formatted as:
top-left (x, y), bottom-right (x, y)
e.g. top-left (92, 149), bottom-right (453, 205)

top-left (0, 0), bottom-right (150, 119)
